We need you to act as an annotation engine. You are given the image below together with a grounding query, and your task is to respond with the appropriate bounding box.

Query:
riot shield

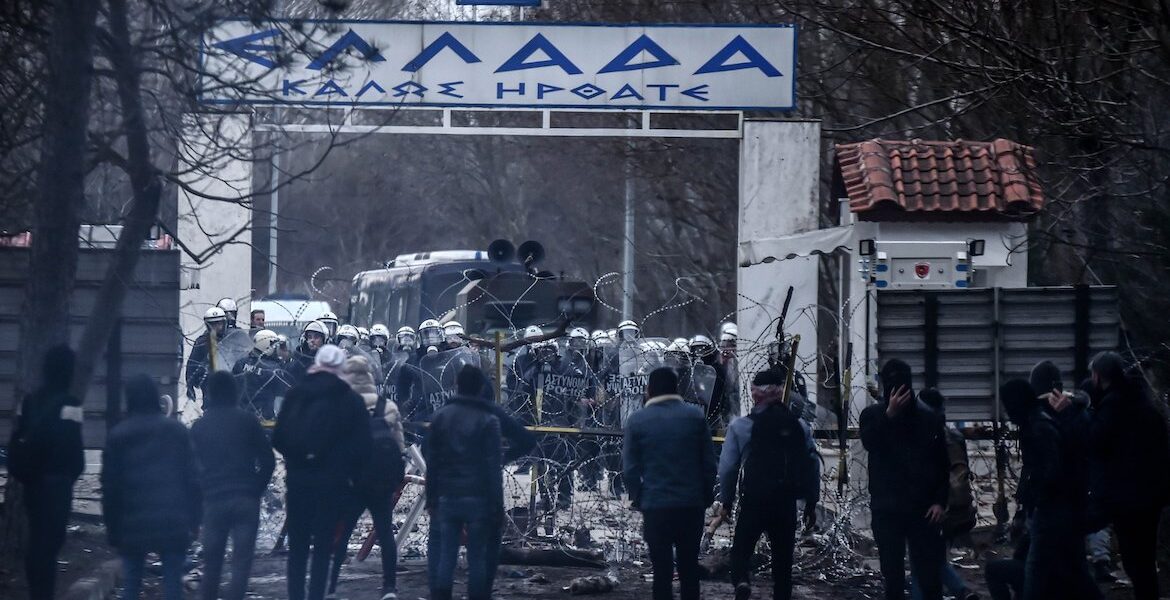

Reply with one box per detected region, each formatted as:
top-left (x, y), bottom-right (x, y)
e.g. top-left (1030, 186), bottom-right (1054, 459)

top-left (541, 357), bottom-right (593, 428)
top-left (215, 329), bottom-right (253, 373)
top-left (417, 348), bottom-right (482, 419)
top-left (685, 363), bottom-right (718, 409)
top-left (616, 338), bottom-right (667, 424)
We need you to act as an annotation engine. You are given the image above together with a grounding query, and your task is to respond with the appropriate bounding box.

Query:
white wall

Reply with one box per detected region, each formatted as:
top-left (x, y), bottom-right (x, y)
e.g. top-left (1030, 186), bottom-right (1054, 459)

top-left (177, 114), bottom-right (254, 408)
top-left (736, 119), bottom-right (822, 410)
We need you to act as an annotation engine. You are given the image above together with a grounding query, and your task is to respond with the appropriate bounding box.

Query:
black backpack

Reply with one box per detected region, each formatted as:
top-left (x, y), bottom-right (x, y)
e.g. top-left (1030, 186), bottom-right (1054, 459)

top-left (740, 404), bottom-right (810, 505)
top-left (359, 395), bottom-right (406, 490)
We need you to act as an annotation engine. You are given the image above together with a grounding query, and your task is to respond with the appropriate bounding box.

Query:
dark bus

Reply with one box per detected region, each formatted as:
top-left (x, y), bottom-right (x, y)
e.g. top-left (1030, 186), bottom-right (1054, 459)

top-left (347, 248), bottom-right (597, 335)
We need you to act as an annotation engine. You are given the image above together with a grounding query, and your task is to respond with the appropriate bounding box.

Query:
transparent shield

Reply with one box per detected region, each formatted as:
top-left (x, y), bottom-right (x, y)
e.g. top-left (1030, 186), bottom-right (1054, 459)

top-left (214, 329), bottom-right (254, 373)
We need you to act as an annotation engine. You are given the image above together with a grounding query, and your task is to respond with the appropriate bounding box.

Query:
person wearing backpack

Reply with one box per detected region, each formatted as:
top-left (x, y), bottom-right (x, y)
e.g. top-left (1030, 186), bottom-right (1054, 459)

top-left (328, 355), bottom-right (406, 600)
top-left (859, 359), bottom-right (949, 600)
top-left (273, 345), bottom-right (372, 600)
top-left (718, 368), bottom-right (819, 600)
top-left (7, 345), bottom-right (85, 600)
top-left (190, 371), bottom-right (276, 600)
top-left (909, 388), bottom-right (979, 600)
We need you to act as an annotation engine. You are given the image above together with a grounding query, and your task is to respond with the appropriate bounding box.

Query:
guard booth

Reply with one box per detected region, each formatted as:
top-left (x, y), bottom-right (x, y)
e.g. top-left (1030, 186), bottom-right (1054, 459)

top-left (0, 227), bottom-right (182, 447)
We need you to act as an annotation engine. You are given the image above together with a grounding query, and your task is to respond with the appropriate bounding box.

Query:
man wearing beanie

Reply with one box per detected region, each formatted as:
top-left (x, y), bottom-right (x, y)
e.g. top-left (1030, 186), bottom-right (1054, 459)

top-left (424, 365), bottom-right (535, 600)
top-left (623, 367), bottom-right (717, 600)
top-left (273, 345), bottom-right (372, 600)
top-left (859, 359), bottom-right (948, 600)
top-left (718, 368), bottom-right (819, 600)
top-left (191, 372), bottom-right (275, 600)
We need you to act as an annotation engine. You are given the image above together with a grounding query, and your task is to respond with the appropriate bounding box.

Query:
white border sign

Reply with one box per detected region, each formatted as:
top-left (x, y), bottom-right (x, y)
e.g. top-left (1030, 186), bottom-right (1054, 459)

top-left (200, 21), bottom-right (797, 110)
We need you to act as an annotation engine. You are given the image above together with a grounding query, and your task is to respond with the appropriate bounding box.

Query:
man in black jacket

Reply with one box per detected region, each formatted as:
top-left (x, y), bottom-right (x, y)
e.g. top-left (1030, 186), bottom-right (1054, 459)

top-left (623, 368), bottom-right (718, 600)
top-left (8, 346), bottom-right (85, 600)
top-left (1001, 363), bottom-right (1100, 600)
top-left (424, 366), bottom-right (536, 600)
top-left (273, 345), bottom-right (372, 600)
top-left (102, 375), bottom-right (202, 600)
top-left (859, 359), bottom-right (948, 600)
top-left (1088, 352), bottom-right (1169, 600)
top-left (191, 372), bottom-right (276, 600)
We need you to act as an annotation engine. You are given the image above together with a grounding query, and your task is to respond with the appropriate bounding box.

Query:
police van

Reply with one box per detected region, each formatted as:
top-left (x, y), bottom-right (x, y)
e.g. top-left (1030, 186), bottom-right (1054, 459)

top-left (347, 241), bottom-right (597, 336)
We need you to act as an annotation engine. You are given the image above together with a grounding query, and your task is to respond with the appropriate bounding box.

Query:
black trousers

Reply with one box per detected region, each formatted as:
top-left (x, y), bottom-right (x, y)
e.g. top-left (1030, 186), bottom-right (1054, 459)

top-left (731, 498), bottom-right (798, 600)
top-left (871, 509), bottom-right (945, 600)
top-left (200, 496), bottom-right (260, 600)
top-left (24, 477), bottom-right (74, 600)
top-left (328, 485), bottom-right (399, 595)
top-left (642, 507), bottom-right (704, 600)
top-left (286, 485), bottom-right (343, 600)
top-left (1113, 508), bottom-right (1162, 600)
top-left (986, 558), bottom-right (1024, 600)
top-left (1023, 513), bottom-right (1101, 600)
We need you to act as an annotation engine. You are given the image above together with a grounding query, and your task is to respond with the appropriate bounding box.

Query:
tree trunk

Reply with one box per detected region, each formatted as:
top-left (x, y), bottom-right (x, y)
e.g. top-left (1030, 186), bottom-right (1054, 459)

top-left (0, 0), bottom-right (100, 561)
top-left (71, 0), bottom-right (164, 397)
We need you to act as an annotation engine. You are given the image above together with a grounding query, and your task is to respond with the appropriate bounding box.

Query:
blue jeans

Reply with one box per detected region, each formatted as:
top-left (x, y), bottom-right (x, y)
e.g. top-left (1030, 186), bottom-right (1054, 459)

top-left (909, 561), bottom-right (968, 600)
top-left (121, 550), bottom-right (186, 600)
top-left (427, 496), bottom-right (502, 600)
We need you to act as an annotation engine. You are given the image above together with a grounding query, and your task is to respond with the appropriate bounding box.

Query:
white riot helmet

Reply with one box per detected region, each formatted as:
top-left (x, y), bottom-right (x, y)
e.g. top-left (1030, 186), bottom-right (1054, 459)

top-left (522, 325), bottom-right (544, 341)
top-left (667, 338), bottom-right (690, 355)
top-left (590, 329), bottom-right (613, 348)
top-left (616, 320), bottom-right (641, 343)
top-left (337, 324), bottom-right (359, 347)
top-left (568, 327), bottom-right (589, 352)
top-left (216, 298), bottom-right (238, 320)
top-left (665, 338), bottom-right (691, 366)
top-left (370, 324), bottom-right (390, 348)
top-left (419, 319), bottom-right (444, 347)
top-left (396, 326), bottom-right (418, 349)
top-left (319, 311), bottom-right (339, 337)
top-left (357, 326), bottom-right (370, 342)
top-left (253, 329), bottom-right (280, 356)
top-left (443, 321), bottom-right (465, 346)
top-left (203, 306), bottom-right (227, 324)
top-left (302, 320), bottom-right (329, 349)
top-left (719, 322), bottom-right (738, 344)
top-left (689, 334), bottom-right (715, 357)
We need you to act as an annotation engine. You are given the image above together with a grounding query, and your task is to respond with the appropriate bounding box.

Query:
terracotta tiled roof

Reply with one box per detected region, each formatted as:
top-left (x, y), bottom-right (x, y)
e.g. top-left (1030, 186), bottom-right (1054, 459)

top-left (835, 138), bottom-right (1044, 219)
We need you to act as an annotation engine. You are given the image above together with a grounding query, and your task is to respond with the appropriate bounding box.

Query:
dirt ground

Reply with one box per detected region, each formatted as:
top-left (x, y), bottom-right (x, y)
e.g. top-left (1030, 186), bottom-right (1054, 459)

top-left (1, 518), bottom-right (1148, 600)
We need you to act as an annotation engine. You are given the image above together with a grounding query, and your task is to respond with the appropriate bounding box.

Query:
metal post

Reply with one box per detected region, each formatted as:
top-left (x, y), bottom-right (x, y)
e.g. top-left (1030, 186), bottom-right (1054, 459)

top-left (622, 141), bottom-right (635, 321)
top-left (267, 150), bottom-right (280, 295)
top-left (495, 330), bottom-right (504, 405)
top-left (106, 318), bottom-right (122, 431)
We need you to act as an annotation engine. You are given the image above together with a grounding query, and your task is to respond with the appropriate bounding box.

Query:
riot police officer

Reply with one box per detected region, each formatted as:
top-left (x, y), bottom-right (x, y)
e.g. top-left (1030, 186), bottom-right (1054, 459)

top-left (185, 307), bottom-right (229, 403)
top-left (231, 329), bottom-right (291, 420)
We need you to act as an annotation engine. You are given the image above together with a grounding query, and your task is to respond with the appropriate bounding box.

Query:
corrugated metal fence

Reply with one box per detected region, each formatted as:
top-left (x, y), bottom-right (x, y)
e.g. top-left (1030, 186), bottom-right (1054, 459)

top-left (877, 286), bottom-right (1119, 421)
top-left (0, 247), bottom-right (181, 447)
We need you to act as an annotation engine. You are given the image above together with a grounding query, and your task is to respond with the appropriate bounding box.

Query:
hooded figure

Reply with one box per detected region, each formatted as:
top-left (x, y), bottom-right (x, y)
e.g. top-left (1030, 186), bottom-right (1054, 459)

top-left (859, 359), bottom-right (948, 600)
top-left (1087, 352), bottom-right (1170, 600)
top-left (102, 375), bottom-right (202, 600)
top-left (1004, 361), bottom-right (1101, 600)
top-left (8, 346), bottom-right (85, 600)
top-left (273, 345), bottom-right (372, 600)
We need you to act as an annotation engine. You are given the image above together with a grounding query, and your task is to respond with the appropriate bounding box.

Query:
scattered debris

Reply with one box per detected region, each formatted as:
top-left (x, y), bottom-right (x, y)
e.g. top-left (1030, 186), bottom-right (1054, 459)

top-left (565, 574), bottom-right (620, 595)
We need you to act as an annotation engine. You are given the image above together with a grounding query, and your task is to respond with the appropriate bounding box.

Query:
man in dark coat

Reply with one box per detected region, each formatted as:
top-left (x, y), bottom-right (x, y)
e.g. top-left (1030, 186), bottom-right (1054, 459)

top-left (102, 375), bottom-right (202, 600)
top-left (859, 359), bottom-right (948, 600)
top-left (272, 345), bottom-right (372, 600)
top-left (8, 345), bottom-right (85, 600)
top-left (1088, 352), bottom-right (1170, 600)
top-left (1001, 362), bottom-right (1101, 600)
top-left (423, 366), bottom-right (535, 600)
top-left (191, 372), bottom-right (276, 600)
top-left (623, 368), bottom-right (718, 600)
